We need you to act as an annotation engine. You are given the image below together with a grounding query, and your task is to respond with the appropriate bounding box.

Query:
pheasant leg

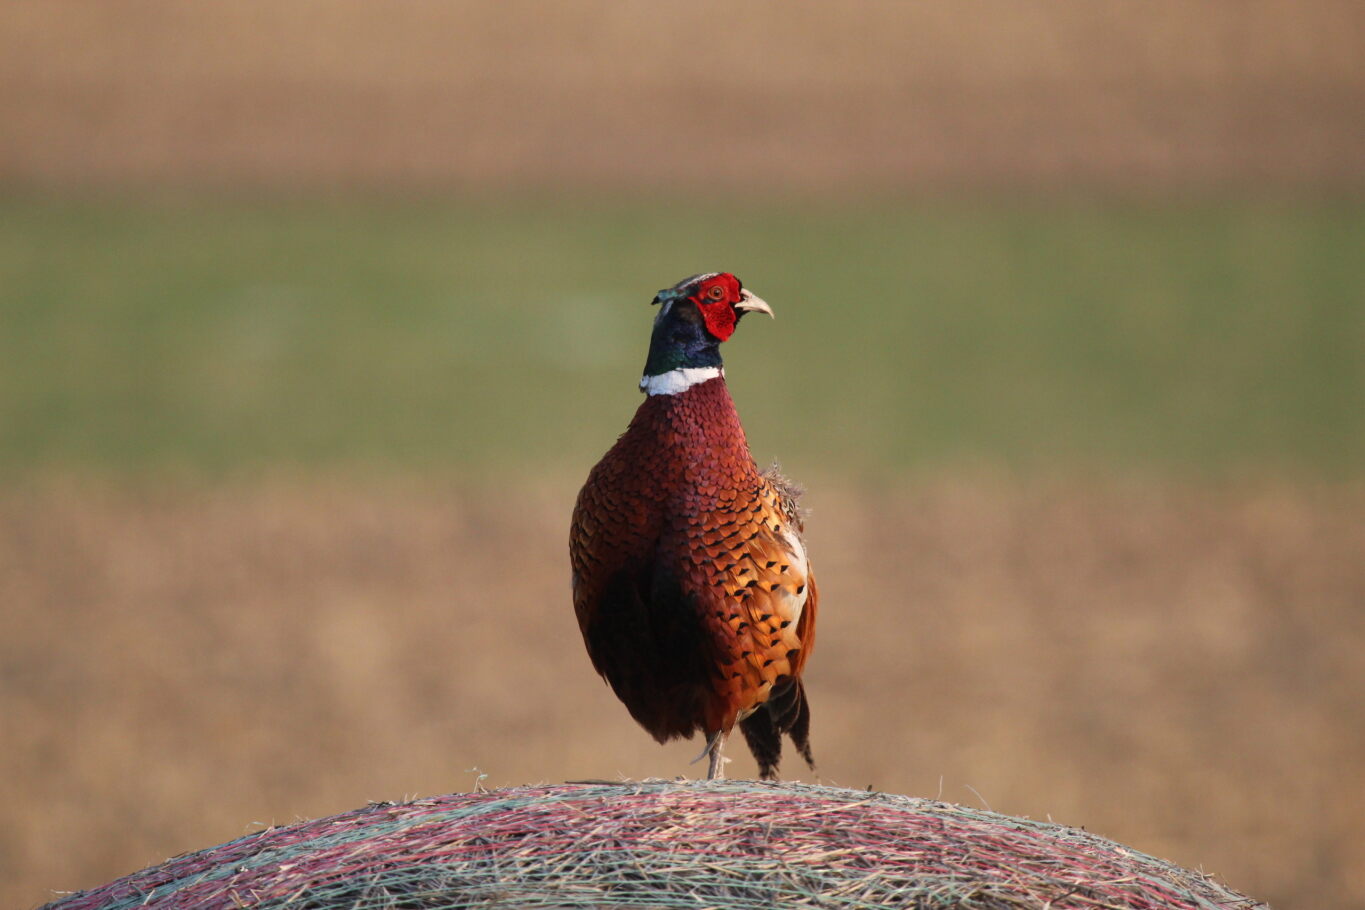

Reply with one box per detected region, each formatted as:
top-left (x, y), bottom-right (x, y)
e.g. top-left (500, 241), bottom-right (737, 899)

top-left (706, 733), bottom-right (726, 780)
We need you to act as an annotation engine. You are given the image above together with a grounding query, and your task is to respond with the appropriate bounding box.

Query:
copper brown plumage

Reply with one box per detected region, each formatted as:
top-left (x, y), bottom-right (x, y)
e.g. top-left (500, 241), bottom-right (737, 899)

top-left (570, 272), bottom-right (817, 780)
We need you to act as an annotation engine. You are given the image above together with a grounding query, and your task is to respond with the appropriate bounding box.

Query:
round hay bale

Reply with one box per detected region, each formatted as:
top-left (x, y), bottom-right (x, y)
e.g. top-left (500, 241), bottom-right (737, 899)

top-left (45, 780), bottom-right (1264, 909)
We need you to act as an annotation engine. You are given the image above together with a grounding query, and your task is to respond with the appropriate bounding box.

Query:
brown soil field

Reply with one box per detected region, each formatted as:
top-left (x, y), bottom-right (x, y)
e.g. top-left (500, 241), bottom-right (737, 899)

top-left (2, 477), bottom-right (1362, 909)
top-left (2, 0), bottom-right (1362, 191)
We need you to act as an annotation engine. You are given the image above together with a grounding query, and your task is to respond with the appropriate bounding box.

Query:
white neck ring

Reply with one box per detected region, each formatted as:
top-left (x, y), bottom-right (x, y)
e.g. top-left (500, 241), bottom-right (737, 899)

top-left (639, 366), bottom-right (723, 396)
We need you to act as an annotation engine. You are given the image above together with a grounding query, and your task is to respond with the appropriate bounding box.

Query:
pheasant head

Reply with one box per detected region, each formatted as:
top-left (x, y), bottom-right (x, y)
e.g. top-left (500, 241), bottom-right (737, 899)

top-left (640, 272), bottom-right (773, 395)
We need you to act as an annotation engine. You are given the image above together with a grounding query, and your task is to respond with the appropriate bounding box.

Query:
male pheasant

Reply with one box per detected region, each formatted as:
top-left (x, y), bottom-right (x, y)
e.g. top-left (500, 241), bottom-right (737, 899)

top-left (570, 272), bottom-right (817, 780)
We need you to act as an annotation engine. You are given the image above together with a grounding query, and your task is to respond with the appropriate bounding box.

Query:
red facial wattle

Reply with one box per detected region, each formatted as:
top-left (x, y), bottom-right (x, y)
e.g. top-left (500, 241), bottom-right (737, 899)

top-left (693, 273), bottom-right (743, 341)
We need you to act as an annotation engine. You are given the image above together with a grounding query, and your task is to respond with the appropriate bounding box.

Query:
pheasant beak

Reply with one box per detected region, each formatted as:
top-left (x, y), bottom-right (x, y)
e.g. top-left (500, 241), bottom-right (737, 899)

top-left (735, 289), bottom-right (774, 319)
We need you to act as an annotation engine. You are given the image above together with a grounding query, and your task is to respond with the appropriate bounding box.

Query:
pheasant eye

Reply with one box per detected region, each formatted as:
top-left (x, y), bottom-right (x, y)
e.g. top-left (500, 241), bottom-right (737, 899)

top-left (706, 285), bottom-right (726, 301)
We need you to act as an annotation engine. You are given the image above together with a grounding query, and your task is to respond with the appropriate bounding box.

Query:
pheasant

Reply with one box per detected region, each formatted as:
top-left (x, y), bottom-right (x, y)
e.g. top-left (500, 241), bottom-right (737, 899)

top-left (569, 272), bottom-right (818, 780)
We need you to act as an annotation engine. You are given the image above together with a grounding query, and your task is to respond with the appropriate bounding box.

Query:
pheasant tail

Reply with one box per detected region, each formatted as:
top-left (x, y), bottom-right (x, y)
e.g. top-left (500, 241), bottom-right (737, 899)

top-left (738, 678), bottom-right (815, 780)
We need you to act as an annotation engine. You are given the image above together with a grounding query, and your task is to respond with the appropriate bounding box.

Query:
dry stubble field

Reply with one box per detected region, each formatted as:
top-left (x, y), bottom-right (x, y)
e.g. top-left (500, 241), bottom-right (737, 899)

top-left (3, 476), bottom-right (1362, 910)
top-left (2, 0), bottom-right (1362, 190)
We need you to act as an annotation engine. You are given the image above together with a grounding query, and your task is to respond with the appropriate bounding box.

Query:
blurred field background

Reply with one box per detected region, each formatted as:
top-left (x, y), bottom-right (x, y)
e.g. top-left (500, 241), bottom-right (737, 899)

top-left (2, 3), bottom-right (1364, 910)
